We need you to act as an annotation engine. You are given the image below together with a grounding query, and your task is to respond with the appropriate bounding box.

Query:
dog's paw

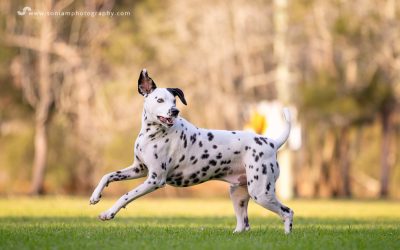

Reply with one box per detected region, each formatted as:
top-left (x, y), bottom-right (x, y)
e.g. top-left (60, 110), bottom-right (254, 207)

top-left (284, 210), bottom-right (294, 234)
top-left (89, 193), bottom-right (101, 205)
top-left (98, 211), bottom-right (115, 221)
top-left (233, 227), bottom-right (246, 234)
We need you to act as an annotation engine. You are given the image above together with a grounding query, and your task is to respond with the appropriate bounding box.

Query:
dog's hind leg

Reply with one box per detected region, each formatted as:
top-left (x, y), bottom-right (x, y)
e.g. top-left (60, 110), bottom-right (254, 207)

top-left (248, 186), bottom-right (294, 234)
top-left (89, 162), bottom-right (148, 205)
top-left (246, 158), bottom-right (294, 234)
top-left (229, 184), bottom-right (251, 233)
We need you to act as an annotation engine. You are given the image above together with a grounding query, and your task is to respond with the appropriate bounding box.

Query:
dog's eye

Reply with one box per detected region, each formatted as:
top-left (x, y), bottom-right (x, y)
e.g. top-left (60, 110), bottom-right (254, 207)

top-left (157, 98), bottom-right (164, 103)
top-left (173, 99), bottom-right (176, 104)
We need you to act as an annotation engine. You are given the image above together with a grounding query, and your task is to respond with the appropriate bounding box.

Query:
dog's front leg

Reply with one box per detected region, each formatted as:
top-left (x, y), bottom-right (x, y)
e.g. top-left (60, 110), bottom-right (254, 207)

top-left (89, 162), bottom-right (147, 205)
top-left (98, 175), bottom-right (166, 220)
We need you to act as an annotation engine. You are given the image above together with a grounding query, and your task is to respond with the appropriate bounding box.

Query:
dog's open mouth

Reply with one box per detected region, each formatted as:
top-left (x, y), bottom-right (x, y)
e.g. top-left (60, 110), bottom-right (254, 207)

top-left (157, 116), bottom-right (174, 126)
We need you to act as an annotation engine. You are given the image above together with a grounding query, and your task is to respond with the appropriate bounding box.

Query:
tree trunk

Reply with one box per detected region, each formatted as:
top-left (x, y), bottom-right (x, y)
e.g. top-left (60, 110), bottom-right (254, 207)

top-left (30, 0), bottom-right (53, 195)
top-left (30, 109), bottom-right (49, 195)
top-left (319, 130), bottom-right (336, 197)
top-left (339, 126), bottom-right (351, 197)
top-left (380, 107), bottom-right (393, 198)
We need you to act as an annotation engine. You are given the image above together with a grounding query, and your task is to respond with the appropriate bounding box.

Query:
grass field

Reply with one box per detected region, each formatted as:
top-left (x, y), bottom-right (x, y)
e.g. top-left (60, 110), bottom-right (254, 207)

top-left (0, 197), bottom-right (399, 249)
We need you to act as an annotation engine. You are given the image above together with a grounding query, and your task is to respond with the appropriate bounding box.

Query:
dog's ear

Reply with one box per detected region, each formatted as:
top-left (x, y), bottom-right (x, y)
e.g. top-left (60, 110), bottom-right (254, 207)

top-left (167, 88), bottom-right (187, 105)
top-left (138, 69), bottom-right (157, 96)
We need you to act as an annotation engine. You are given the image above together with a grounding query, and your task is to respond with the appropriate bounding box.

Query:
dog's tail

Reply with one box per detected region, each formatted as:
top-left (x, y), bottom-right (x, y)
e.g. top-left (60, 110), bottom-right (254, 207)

top-left (275, 108), bottom-right (291, 149)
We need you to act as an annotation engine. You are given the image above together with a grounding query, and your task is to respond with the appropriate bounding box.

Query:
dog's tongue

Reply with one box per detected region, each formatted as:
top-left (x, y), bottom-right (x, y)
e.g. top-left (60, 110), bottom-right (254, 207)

top-left (159, 116), bottom-right (172, 124)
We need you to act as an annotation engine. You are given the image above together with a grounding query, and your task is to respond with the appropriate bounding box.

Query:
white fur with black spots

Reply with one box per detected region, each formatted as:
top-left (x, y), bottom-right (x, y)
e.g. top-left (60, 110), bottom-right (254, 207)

top-left (89, 69), bottom-right (294, 234)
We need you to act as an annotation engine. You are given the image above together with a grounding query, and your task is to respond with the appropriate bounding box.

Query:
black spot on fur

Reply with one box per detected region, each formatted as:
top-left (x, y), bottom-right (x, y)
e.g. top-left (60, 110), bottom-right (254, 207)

top-left (232, 131), bottom-right (236, 134)
top-left (209, 160), bottom-right (217, 166)
top-left (266, 182), bottom-right (271, 191)
top-left (239, 200), bottom-right (245, 207)
top-left (281, 206), bottom-right (290, 213)
top-left (165, 138), bottom-right (169, 143)
top-left (214, 173), bottom-right (225, 178)
top-left (161, 162), bottom-right (166, 170)
top-left (216, 153), bottom-right (222, 159)
top-left (254, 137), bottom-right (263, 145)
top-left (190, 133), bottom-right (197, 144)
top-left (193, 159), bottom-right (198, 164)
top-left (199, 141), bottom-right (203, 147)
top-left (213, 145), bottom-right (218, 149)
top-left (154, 153), bottom-right (158, 159)
top-left (139, 163), bottom-right (147, 170)
top-left (193, 178), bottom-right (200, 183)
top-left (220, 160), bottom-right (231, 165)
top-left (179, 155), bottom-right (185, 162)
top-left (269, 142), bottom-right (275, 149)
top-left (201, 154), bottom-right (209, 159)
top-left (151, 172), bottom-right (157, 179)
top-left (255, 156), bottom-right (259, 162)
top-left (190, 173), bottom-right (197, 179)
top-left (207, 132), bottom-right (214, 141)
top-left (190, 156), bottom-right (195, 161)
top-left (262, 164), bottom-right (267, 174)
top-left (244, 216), bottom-right (249, 227)
top-left (202, 166), bottom-right (210, 172)
top-left (254, 175), bottom-right (258, 180)
top-left (234, 151), bottom-right (240, 154)
top-left (260, 137), bottom-right (268, 144)
top-left (183, 135), bottom-right (187, 148)
top-left (133, 168), bottom-right (140, 173)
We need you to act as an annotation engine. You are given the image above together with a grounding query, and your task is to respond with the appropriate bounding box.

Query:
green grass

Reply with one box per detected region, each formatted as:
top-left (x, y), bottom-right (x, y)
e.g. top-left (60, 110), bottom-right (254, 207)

top-left (0, 198), bottom-right (399, 249)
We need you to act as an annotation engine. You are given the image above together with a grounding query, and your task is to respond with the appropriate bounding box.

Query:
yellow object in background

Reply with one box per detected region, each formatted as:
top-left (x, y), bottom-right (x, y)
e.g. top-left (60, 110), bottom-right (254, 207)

top-left (244, 110), bottom-right (267, 135)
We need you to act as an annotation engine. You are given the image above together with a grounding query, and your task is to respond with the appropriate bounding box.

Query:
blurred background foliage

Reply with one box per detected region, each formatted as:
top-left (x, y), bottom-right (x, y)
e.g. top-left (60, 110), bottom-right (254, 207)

top-left (0, 0), bottom-right (398, 198)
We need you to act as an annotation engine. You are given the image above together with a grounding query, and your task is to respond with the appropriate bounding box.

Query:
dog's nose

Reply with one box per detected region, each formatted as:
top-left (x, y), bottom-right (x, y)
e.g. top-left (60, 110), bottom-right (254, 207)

top-left (170, 108), bottom-right (180, 117)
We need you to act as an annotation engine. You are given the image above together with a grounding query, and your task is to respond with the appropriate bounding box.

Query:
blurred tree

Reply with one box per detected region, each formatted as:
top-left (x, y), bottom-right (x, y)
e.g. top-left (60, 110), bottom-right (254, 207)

top-left (2, 0), bottom-right (115, 194)
top-left (0, 0), bottom-right (398, 198)
top-left (294, 0), bottom-right (399, 198)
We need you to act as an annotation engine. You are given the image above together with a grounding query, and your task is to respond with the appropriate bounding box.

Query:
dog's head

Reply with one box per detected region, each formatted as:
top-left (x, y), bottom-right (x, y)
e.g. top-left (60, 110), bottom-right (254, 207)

top-left (138, 69), bottom-right (187, 127)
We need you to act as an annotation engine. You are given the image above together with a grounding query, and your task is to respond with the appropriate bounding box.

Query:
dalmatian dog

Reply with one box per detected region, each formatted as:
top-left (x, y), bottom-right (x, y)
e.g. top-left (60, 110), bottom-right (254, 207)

top-left (89, 69), bottom-right (294, 234)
